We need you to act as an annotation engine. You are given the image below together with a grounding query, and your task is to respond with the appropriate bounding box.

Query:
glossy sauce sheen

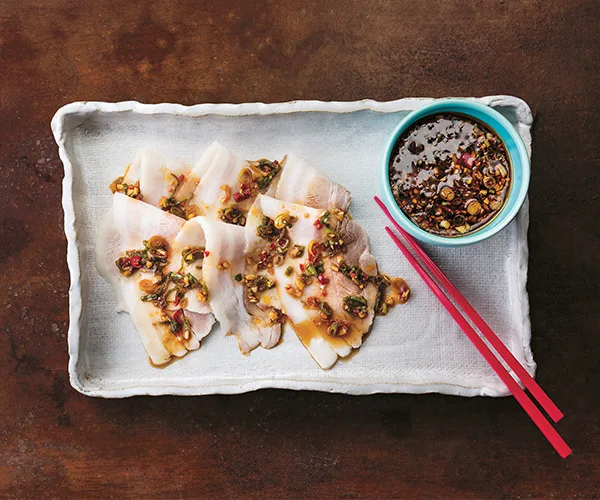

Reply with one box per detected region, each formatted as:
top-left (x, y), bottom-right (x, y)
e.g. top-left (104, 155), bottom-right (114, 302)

top-left (292, 320), bottom-right (351, 356)
top-left (389, 114), bottom-right (512, 237)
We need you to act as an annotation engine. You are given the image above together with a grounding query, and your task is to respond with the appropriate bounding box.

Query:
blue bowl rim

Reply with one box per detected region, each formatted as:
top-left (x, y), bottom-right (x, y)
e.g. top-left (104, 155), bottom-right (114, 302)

top-left (379, 98), bottom-right (530, 247)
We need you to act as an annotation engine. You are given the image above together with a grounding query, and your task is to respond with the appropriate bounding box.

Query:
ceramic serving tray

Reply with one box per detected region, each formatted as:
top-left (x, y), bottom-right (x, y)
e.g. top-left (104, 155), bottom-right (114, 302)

top-left (52, 96), bottom-right (534, 398)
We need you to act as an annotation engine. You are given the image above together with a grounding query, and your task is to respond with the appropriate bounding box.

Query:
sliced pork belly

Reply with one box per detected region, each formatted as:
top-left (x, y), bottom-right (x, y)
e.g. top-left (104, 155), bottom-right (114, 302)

top-left (96, 193), bottom-right (184, 311)
top-left (111, 149), bottom-right (200, 218)
top-left (188, 142), bottom-right (284, 225)
top-left (95, 193), bottom-right (214, 365)
top-left (198, 217), bottom-right (281, 353)
top-left (243, 201), bottom-right (286, 343)
top-left (275, 154), bottom-right (351, 211)
top-left (247, 195), bottom-right (378, 368)
top-left (96, 205), bottom-right (127, 312)
top-left (166, 217), bottom-right (212, 316)
top-left (319, 219), bottom-right (379, 349)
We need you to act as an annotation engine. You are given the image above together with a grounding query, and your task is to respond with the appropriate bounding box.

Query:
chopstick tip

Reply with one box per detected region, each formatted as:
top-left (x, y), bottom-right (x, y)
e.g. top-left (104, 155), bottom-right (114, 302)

top-left (560, 446), bottom-right (573, 459)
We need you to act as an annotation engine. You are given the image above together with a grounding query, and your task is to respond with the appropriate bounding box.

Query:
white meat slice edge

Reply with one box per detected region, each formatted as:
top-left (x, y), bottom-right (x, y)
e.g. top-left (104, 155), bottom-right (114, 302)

top-left (275, 154), bottom-right (351, 211)
top-left (191, 141), bottom-right (220, 179)
top-left (96, 206), bottom-right (126, 311)
top-left (197, 217), bottom-right (280, 353)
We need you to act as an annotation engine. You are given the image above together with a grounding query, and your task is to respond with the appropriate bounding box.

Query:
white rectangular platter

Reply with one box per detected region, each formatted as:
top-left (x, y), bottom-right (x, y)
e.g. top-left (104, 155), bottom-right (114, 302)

top-left (52, 96), bottom-right (535, 398)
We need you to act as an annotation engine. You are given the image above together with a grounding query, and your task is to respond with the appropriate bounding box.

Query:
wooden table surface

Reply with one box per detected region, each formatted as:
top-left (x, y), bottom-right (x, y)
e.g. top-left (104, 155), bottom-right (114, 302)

top-left (1, 1), bottom-right (599, 498)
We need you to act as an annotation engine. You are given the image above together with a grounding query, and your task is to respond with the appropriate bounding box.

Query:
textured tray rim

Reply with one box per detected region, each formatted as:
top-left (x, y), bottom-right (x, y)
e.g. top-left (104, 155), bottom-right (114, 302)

top-left (51, 96), bottom-right (534, 398)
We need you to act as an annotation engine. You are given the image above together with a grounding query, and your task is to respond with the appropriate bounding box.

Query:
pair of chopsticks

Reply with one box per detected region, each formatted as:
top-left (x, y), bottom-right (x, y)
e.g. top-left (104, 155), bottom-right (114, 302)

top-left (374, 196), bottom-right (571, 458)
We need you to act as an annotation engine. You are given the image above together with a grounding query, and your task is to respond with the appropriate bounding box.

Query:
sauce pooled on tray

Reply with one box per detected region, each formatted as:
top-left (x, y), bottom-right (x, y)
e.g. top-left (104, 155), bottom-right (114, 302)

top-left (388, 113), bottom-right (511, 237)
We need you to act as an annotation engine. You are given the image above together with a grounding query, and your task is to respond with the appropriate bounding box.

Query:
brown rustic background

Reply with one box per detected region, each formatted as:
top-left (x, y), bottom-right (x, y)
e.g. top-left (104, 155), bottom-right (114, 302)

top-left (1, 0), bottom-right (599, 498)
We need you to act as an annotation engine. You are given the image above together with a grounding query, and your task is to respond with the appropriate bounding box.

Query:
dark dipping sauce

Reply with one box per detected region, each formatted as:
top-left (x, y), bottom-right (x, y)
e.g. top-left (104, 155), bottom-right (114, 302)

top-left (389, 113), bottom-right (512, 237)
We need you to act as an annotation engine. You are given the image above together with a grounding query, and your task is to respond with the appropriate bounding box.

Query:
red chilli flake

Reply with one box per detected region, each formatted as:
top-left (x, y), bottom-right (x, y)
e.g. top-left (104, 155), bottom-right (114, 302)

top-left (233, 183), bottom-right (253, 203)
top-left (204, 250), bottom-right (210, 257)
top-left (459, 152), bottom-right (476, 168)
top-left (173, 309), bottom-right (184, 324)
top-left (317, 274), bottom-right (329, 285)
top-left (130, 255), bottom-right (142, 268)
top-left (178, 174), bottom-right (185, 182)
top-left (313, 219), bottom-right (323, 230)
top-left (299, 263), bottom-right (305, 273)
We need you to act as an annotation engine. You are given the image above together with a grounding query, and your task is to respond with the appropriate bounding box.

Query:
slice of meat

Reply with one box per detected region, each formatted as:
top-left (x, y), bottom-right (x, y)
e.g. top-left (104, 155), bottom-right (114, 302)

top-left (138, 151), bottom-right (187, 207)
top-left (166, 218), bottom-right (212, 315)
top-left (95, 193), bottom-right (213, 365)
top-left (185, 310), bottom-right (215, 343)
top-left (96, 193), bottom-right (185, 312)
top-left (188, 142), bottom-right (283, 225)
top-left (243, 201), bottom-right (285, 337)
top-left (96, 206), bottom-right (127, 311)
top-left (320, 219), bottom-right (378, 348)
top-left (198, 216), bottom-right (281, 353)
top-left (120, 276), bottom-right (196, 362)
top-left (191, 141), bottom-right (220, 180)
top-left (248, 195), bottom-right (377, 369)
top-left (163, 217), bottom-right (216, 342)
top-left (275, 154), bottom-right (351, 211)
top-left (116, 149), bottom-right (200, 216)
top-left (189, 142), bottom-right (247, 219)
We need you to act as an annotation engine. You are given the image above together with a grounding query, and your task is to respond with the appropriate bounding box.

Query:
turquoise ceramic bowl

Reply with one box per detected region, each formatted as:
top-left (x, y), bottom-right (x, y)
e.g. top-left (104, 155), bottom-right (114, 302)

top-left (380, 99), bottom-right (530, 247)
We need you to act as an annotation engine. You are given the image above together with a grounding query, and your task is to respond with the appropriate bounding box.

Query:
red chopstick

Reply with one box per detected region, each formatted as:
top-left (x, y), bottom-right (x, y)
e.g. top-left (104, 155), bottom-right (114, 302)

top-left (382, 226), bottom-right (571, 458)
top-left (374, 196), bottom-right (564, 423)
top-left (375, 207), bottom-right (570, 458)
